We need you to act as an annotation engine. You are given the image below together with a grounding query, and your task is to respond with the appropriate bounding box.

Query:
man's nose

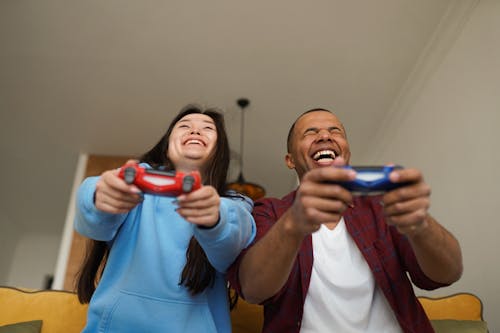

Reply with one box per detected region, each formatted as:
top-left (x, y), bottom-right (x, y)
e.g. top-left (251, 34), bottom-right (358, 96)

top-left (190, 128), bottom-right (201, 135)
top-left (316, 129), bottom-right (332, 141)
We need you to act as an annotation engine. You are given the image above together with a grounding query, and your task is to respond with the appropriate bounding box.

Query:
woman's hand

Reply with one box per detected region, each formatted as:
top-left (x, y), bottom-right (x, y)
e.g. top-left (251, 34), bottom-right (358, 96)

top-left (175, 185), bottom-right (220, 228)
top-left (94, 166), bottom-right (143, 214)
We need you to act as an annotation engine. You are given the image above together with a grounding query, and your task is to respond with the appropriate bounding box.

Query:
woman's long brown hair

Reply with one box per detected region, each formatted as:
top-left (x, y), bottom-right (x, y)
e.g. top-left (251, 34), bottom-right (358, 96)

top-left (76, 105), bottom-right (237, 306)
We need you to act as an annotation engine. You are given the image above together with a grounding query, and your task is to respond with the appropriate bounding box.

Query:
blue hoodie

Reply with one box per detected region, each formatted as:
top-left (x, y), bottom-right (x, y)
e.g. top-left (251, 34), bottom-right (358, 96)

top-left (74, 174), bottom-right (256, 332)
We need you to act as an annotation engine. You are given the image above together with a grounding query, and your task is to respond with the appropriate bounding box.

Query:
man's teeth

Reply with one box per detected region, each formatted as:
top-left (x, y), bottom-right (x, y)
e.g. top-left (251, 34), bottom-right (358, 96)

top-left (186, 139), bottom-right (203, 145)
top-left (313, 150), bottom-right (336, 161)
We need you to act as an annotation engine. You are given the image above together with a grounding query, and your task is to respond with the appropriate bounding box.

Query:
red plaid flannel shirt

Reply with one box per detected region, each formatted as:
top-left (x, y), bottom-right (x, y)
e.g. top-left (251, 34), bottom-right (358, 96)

top-left (227, 191), bottom-right (447, 333)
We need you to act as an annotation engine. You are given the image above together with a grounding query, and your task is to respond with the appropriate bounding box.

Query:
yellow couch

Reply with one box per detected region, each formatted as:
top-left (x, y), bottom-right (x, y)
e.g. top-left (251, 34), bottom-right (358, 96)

top-left (0, 286), bottom-right (88, 333)
top-left (231, 292), bottom-right (489, 333)
top-left (419, 293), bottom-right (489, 332)
top-left (0, 286), bottom-right (488, 333)
top-left (0, 286), bottom-right (257, 333)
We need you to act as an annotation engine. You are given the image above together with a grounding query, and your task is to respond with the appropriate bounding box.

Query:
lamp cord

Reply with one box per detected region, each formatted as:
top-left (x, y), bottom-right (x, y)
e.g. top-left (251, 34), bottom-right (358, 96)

top-left (239, 106), bottom-right (245, 178)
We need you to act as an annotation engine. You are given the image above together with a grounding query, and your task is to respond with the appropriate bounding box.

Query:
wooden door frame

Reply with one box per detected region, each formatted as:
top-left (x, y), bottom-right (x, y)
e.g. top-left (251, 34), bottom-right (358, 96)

top-left (53, 153), bottom-right (132, 290)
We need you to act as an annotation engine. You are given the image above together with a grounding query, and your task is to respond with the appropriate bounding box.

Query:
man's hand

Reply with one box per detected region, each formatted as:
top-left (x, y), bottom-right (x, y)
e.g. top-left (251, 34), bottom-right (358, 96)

top-left (382, 167), bottom-right (463, 283)
top-left (382, 168), bottom-right (432, 236)
top-left (175, 185), bottom-right (220, 228)
top-left (288, 157), bottom-right (356, 236)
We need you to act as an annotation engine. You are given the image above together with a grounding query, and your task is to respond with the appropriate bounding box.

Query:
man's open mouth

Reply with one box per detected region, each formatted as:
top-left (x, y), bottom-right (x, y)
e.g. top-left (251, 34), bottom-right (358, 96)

top-left (312, 150), bottom-right (336, 162)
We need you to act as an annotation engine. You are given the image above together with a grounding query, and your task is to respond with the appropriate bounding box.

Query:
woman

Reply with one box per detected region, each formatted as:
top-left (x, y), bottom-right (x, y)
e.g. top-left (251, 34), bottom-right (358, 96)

top-left (74, 105), bottom-right (255, 332)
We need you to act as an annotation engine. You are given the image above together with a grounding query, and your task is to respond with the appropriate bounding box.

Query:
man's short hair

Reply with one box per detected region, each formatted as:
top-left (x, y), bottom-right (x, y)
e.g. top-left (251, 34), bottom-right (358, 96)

top-left (286, 108), bottom-right (333, 153)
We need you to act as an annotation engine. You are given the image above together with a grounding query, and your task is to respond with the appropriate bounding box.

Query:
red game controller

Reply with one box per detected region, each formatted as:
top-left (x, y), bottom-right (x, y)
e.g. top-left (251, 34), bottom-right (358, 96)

top-left (118, 162), bottom-right (201, 196)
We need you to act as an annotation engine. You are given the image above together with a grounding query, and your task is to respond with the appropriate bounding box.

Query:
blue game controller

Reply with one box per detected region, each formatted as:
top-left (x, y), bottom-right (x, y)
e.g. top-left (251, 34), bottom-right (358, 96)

top-left (337, 165), bottom-right (407, 195)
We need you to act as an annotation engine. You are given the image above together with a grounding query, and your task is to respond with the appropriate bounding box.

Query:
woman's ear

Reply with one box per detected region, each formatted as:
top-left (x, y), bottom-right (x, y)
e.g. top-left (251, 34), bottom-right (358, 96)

top-left (285, 153), bottom-right (295, 169)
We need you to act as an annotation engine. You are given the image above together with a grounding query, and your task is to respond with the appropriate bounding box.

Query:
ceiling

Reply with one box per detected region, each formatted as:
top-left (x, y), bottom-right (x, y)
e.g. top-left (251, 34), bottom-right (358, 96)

top-left (0, 0), bottom-right (453, 233)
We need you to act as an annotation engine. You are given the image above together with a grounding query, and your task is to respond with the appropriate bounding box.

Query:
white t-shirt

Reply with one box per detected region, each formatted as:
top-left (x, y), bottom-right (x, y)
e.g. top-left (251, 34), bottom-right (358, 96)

top-left (299, 218), bottom-right (402, 333)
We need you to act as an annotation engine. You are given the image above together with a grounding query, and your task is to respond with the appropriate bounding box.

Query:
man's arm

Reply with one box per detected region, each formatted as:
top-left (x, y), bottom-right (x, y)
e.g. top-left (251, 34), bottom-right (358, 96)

top-left (239, 209), bottom-right (303, 304)
top-left (406, 214), bottom-right (462, 284)
top-left (383, 168), bottom-right (463, 284)
top-left (239, 166), bottom-right (356, 304)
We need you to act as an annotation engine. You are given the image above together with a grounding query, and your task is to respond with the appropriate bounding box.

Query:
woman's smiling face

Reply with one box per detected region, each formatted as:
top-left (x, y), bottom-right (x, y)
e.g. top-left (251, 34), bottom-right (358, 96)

top-left (167, 113), bottom-right (218, 173)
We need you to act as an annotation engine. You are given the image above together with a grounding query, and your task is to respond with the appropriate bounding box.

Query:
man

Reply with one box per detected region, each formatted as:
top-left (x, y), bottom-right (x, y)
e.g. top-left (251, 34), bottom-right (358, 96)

top-left (227, 109), bottom-right (462, 332)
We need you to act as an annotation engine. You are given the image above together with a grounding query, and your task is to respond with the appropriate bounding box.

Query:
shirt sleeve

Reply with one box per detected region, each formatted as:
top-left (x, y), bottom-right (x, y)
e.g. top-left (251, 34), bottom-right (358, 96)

top-left (226, 198), bottom-right (277, 298)
top-left (390, 227), bottom-right (450, 290)
top-left (193, 195), bottom-right (256, 273)
top-left (74, 176), bottom-right (129, 241)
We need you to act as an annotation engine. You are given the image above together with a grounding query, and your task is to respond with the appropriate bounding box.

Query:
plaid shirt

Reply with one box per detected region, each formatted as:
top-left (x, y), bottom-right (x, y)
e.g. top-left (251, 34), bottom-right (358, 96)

top-left (228, 191), bottom-right (447, 333)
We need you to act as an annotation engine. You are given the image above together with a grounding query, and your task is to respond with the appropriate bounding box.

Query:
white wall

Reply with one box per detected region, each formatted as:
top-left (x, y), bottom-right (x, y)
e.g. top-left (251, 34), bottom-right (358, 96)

top-left (0, 212), bottom-right (20, 284)
top-left (1, 0), bottom-right (497, 329)
top-left (369, 0), bottom-right (500, 330)
top-left (6, 232), bottom-right (61, 289)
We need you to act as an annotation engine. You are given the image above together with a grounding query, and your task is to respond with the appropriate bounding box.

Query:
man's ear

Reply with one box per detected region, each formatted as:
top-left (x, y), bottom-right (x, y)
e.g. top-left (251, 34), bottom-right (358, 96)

top-left (285, 153), bottom-right (295, 169)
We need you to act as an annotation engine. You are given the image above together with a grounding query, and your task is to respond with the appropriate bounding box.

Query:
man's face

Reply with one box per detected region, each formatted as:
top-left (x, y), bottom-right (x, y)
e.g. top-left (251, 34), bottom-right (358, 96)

top-left (285, 110), bottom-right (351, 180)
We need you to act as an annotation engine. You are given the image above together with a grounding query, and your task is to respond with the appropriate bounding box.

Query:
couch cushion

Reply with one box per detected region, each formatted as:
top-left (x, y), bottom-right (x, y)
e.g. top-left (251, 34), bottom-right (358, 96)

top-left (0, 286), bottom-right (87, 333)
top-left (431, 319), bottom-right (488, 333)
top-left (0, 320), bottom-right (42, 333)
top-left (230, 297), bottom-right (263, 333)
top-left (418, 293), bottom-right (483, 321)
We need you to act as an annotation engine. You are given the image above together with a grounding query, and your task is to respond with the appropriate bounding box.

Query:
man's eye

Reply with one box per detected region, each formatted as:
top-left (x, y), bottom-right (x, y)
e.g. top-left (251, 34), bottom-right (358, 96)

top-left (204, 126), bottom-right (215, 131)
top-left (304, 130), bottom-right (318, 136)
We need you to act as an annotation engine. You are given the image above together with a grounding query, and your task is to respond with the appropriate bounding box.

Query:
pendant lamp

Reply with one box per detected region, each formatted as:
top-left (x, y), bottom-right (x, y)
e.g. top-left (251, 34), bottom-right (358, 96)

top-left (227, 98), bottom-right (266, 200)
